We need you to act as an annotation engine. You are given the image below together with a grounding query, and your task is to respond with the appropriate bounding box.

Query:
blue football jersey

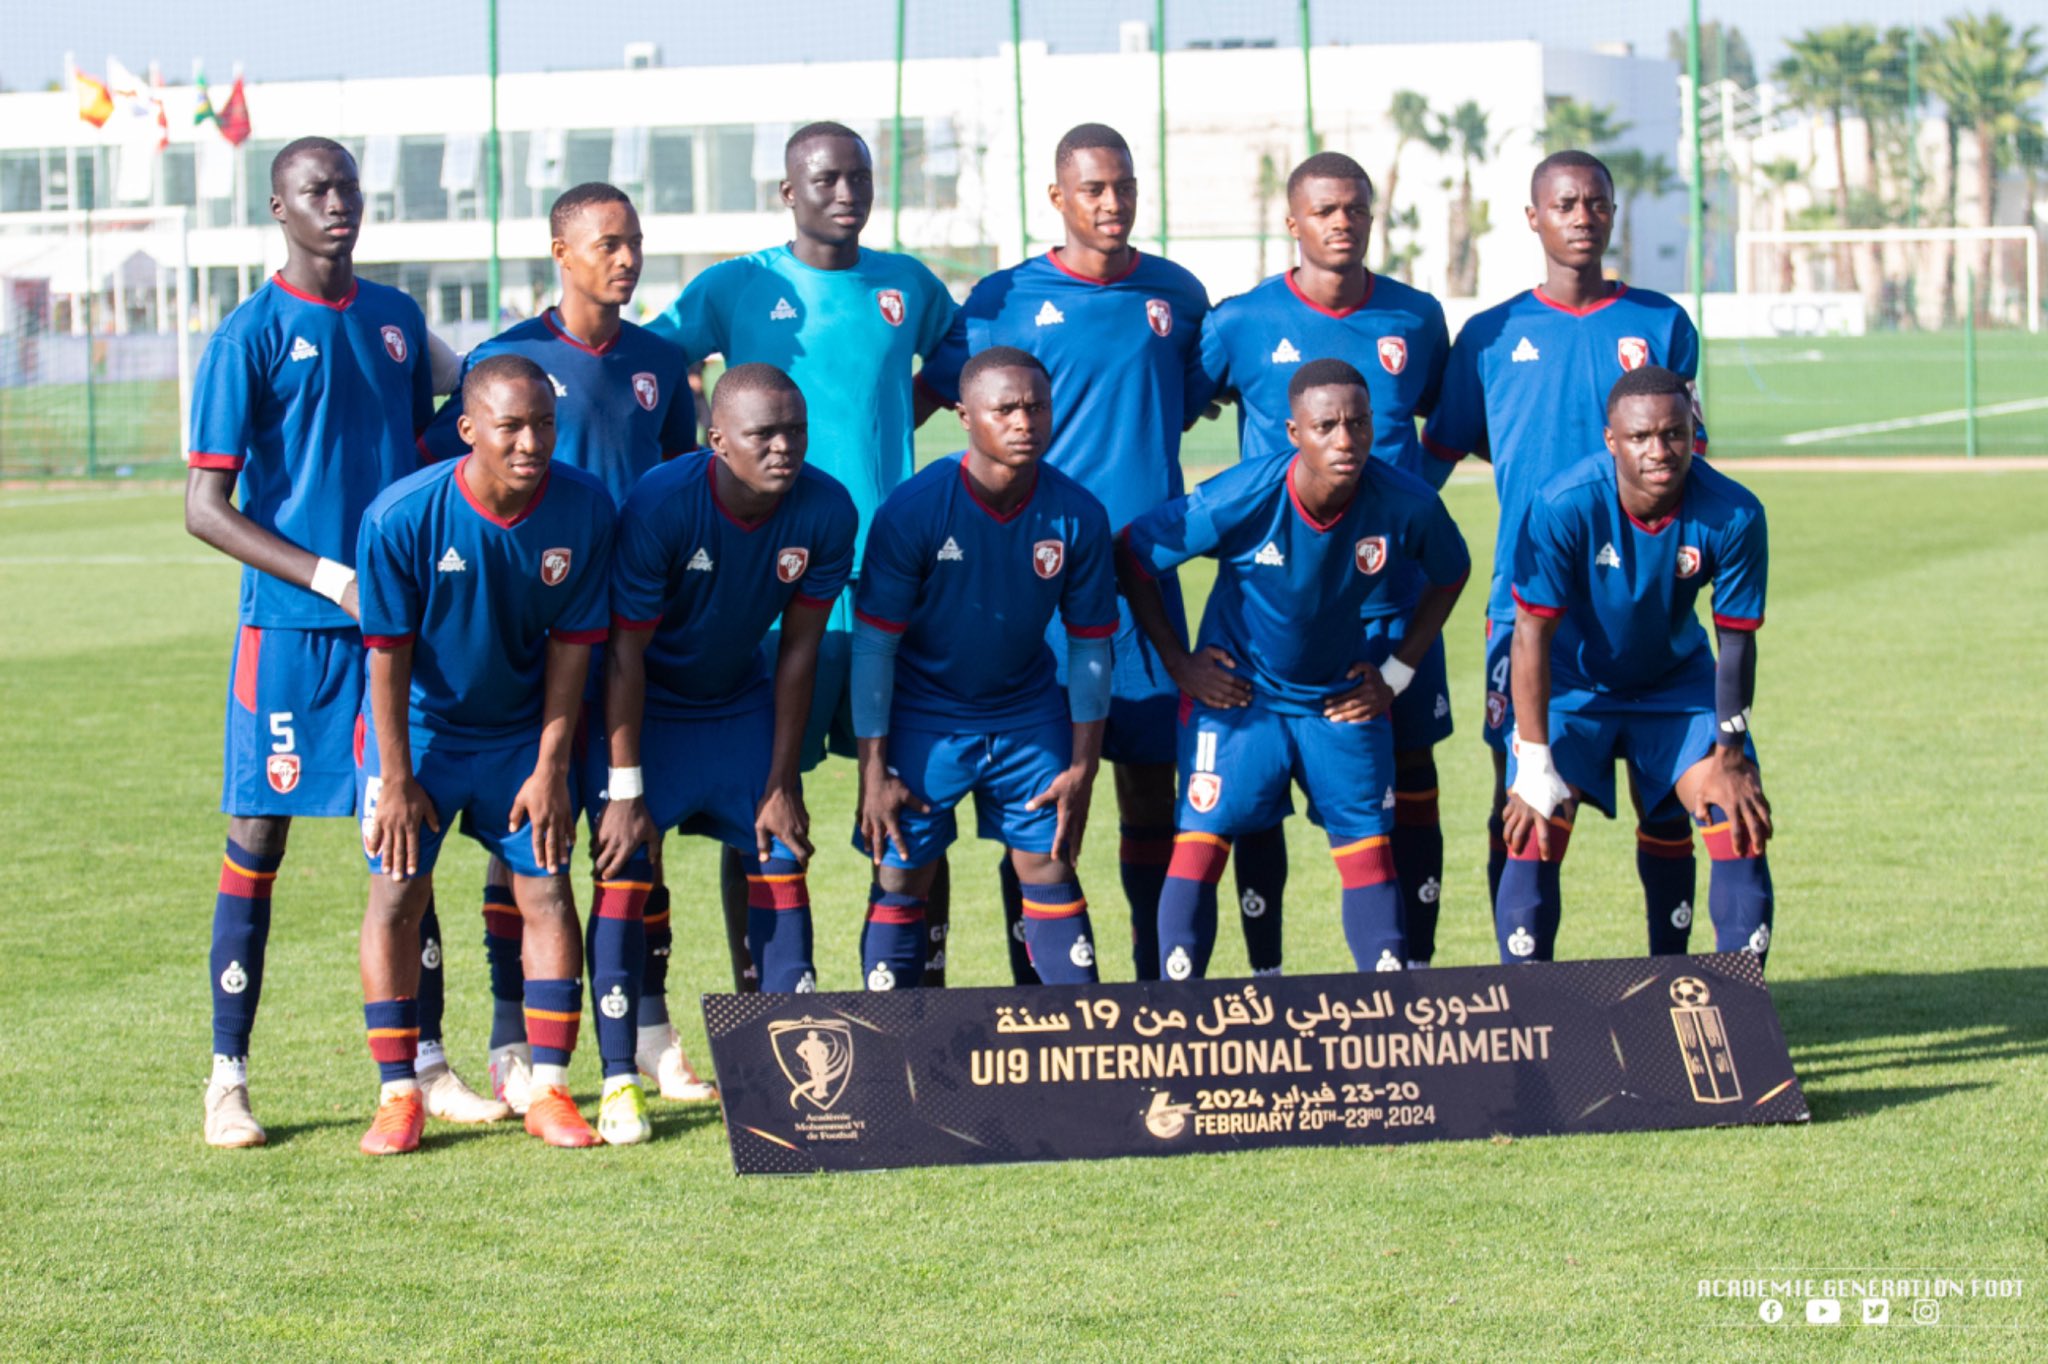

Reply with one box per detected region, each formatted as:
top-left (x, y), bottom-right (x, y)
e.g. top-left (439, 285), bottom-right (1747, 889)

top-left (920, 250), bottom-right (1214, 534)
top-left (855, 454), bottom-right (1118, 732)
top-left (1199, 269), bottom-right (1450, 474)
top-left (1512, 454), bottom-right (1765, 707)
top-left (611, 452), bottom-right (858, 720)
top-left (189, 274), bottom-right (434, 630)
top-left (358, 458), bottom-right (614, 748)
top-left (1122, 451), bottom-right (1470, 715)
top-left (420, 310), bottom-right (695, 507)
top-left (1420, 284), bottom-right (1704, 620)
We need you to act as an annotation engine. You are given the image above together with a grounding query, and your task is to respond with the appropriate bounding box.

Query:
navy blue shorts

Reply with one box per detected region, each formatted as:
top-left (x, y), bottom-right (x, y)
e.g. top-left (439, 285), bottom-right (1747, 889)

top-left (853, 717), bottom-right (1071, 869)
top-left (1178, 695), bottom-right (1396, 843)
top-left (589, 702), bottom-right (800, 860)
top-left (1509, 692), bottom-right (1760, 823)
top-left (221, 625), bottom-right (364, 817)
top-left (356, 713), bottom-right (576, 879)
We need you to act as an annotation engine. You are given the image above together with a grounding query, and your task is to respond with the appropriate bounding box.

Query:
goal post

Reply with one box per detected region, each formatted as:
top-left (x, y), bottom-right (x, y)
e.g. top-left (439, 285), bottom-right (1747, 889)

top-left (1732, 226), bottom-right (2041, 335)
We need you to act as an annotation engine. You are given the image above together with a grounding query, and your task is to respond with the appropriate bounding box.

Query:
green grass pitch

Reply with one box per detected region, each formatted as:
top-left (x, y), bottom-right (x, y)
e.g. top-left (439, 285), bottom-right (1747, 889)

top-left (3, 468), bottom-right (2045, 1359)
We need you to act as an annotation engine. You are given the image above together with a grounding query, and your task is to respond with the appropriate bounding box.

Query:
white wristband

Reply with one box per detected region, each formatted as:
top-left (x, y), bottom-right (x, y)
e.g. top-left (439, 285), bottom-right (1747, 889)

top-left (606, 766), bottom-right (644, 801)
top-left (310, 557), bottom-right (356, 605)
top-left (1508, 733), bottom-right (1573, 820)
top-left (1380, 656), bottom-right (1416, 696)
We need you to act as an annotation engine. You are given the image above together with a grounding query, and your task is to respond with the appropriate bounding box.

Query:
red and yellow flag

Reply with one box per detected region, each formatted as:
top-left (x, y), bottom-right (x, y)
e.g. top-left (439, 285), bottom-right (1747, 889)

top-left (73, 66), bottom-right (114, 128)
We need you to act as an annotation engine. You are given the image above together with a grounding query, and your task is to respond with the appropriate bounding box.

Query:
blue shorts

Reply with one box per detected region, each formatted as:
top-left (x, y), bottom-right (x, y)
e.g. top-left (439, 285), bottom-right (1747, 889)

top-left (221, 625), bottom-right (365, 817)
top-left (1178, 696), bottom-right (1396, 842)
top-left (1365, 617), bottom-right (1454, 752)
top-left (590, 702), bottom-right (798, 860)
top-left (852, 718), bottom-right (1070, 869)
top-left (1508, 693), bottom-right (1760, 823)
top-left (1050, 577), bottom-right (1186, 769)
top-left (1481, 615), bottom-right (1514, 753)
top-left (356, 713), bottom-right (573, 879)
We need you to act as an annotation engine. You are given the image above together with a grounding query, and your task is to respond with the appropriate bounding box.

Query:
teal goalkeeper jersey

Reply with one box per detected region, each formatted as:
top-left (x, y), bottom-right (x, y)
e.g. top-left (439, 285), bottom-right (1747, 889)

top-left (648, 244), bottom-right (956, 572)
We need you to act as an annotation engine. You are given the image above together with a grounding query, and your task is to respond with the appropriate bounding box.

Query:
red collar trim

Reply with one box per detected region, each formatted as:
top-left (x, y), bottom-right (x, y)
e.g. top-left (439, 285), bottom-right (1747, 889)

top-left (1286, 456), bottom-right (1350, 533)
top-left (454, 454), bottom-right (548, 528)
top-left (706, 453), bottom-right (772, 531)
top-left (271, 271), bottom-right (357, 312)
top-left (542, 307), bottom-right (619, 356)
top-left (1284, 267), bottom-right (1375, 318)
top-left (1621, 490), bottom-right (1678, 535)
top-left (1532, 281), bottom-right (1626, 317)
top-left (959, 456), bottom-right (1036, 523)
top-left (1045, 247), bottom-right (1142, 286)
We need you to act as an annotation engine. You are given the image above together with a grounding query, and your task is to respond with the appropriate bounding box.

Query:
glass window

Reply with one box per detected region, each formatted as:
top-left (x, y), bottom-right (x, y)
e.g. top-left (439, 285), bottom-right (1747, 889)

top-left (437, 282), bottom-right (465, 323)
top-left (77, 150), bottom-right (102, 212)
top-left (710, 126), bottom-right (755, 214)
top-left (565, 131), bottom-right (611, 190)
top-left (243, 141), bottom-right (288, 225)
top-left (648, 130), bottom-right (694, 215)
top-left (398, 137), bottom-right (447, 221)
top-left (0, 152), bottom-right (43, 212)
top-left (161, 146), bottom-right (197, 209)
top-left (468, 280), bottom-right (490, 322)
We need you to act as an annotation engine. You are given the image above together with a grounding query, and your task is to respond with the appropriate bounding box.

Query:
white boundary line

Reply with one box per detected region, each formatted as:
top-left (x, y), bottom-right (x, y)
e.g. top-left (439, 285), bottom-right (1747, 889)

top-left (1782, 397), bottom-right (2048, 446)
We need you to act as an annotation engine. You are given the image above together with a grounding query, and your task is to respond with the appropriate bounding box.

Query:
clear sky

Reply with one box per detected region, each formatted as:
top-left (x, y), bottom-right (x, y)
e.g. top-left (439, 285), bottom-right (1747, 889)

top-left (6, 0), bottom-right (1977, 90)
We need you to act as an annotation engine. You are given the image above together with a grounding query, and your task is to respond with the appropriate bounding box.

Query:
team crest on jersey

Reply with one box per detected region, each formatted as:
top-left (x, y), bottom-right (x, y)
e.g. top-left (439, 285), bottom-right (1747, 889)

top-left (1032, 539), bottom-right (1065, 579)
top-left (1675, 545), bottom-right (1702, 578)
top-left (1354, 535), bottom-right (1388, 575)
top-left (380, 325), bottom-right (408, 364)
top-left (876, 289), bottom-right (905, 326)
top-left (631, 372), bottom-right (659, 411)
top-left (265, 753), bottom-right (301, 794)
top-left (1187, 771), bottom-right (1222, 813)
top-left (1617, 336), bottom-right (1650, 371)
top-left (1377, 336), bottom-right (1407, 375)
top-left (1145, 298), bottom-right (1173, 337)
top-left (540, 547), bottom-right (572, 586)
top-left (776, 546), bottom-right (810, 583)
top-left (1485, 690), bottom-right (1508, 731)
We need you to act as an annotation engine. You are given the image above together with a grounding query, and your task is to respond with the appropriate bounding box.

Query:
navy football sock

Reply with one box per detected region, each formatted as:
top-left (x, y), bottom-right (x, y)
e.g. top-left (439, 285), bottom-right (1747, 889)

top-left (745, 857), bottom-right (817, 992)
top-left (1494, 815), bottom-right (1570, 962)
top-left (523, 977), bottom-right (581, 1070)
top-left (480, 883), bottom-right (526, 1049)
top-left (415, 899), bottom-right (445, 1048)
top-left (1637, 819), bottom-right (1698, 956)
top-left (1391, 761), bottom-right (1444, 966)
top-left (861, 888), bottom-right (926, 990)
top-left (1231, 824), bottom-right (1287, 975)
top-left (1158, 833), bottom-right (1229, 980)
top-left (365, 997), bottom-right (419, 1085)
top-left (638, 884), bottom-right (672, 1027)
top-left (211, 838), bottom-right (281, 1059)
top-left (996, 855), bottom-right (1037, 984)
top-left (1118, 824), bottom-right (1172, 981)
top-left (1486, 808), bottom-right (1508, 912)
top-left (590, 864), bottom-right (649, 1080)
top-left (1702, 807), bottom-right (1775, 968)
top-left (1019, 880), bottom-right (1098, 985)
top-left (1334, 834), bottom-right (1404, 971)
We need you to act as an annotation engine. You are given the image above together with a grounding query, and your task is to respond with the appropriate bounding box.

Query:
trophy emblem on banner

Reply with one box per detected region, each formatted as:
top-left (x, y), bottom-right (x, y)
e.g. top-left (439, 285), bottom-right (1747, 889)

top-left (1668, 977), bottom-right (1743, 1104)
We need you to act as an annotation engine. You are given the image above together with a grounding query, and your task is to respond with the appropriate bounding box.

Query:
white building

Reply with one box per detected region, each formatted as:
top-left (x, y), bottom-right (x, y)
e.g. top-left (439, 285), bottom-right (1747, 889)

top-left (0, 35), bottom-right (1689, 342)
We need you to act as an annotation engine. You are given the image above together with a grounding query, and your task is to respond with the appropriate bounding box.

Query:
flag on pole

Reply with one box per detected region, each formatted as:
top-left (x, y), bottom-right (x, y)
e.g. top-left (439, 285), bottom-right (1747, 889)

top-left (73, 63), bottom-right (114, 128)
top-left (147, 62), bottom-right (169, 151)
top-left (104, 57), bottom-right (161, 203)
top-left (193, 64), bottom-right (217, 127)
top-left (216, 69), bottom-right (251, 146)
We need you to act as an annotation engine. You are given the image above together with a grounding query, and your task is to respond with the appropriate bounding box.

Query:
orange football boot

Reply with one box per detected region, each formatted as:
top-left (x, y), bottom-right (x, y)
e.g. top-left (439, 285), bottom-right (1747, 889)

top-left (359, 1088), bottom-right (426, 1155)
top-left (524, 1085), bottom-right (601, 1148)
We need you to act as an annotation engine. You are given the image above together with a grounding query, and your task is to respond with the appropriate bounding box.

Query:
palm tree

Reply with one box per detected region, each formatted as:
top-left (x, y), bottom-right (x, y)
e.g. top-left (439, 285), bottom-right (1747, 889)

top-left (1442, 101), bottom-right (1492, 297)
top-left (1773, 24), bottom-right (1884, 289)
top-left (1380, 91), bottom-right (1446, 274)
top-left (1540, 96), bottom-right (1632, 156)
top-left (1754, 157), bottom-right (1805, 291)
top-left (1606, 149), bottom-right (1677, 281)
top-left (1926, 10), bottom-right (2048, 322)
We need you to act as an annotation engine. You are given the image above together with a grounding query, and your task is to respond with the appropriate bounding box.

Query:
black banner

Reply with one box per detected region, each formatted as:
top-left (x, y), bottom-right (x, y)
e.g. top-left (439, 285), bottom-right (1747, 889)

top-left (703, 953), bottom-right (1806, 1174)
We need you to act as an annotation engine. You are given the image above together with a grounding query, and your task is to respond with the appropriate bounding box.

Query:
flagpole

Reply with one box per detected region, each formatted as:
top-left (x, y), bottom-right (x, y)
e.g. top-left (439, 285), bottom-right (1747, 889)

top-left (487, 0), bottom-right (502, 325)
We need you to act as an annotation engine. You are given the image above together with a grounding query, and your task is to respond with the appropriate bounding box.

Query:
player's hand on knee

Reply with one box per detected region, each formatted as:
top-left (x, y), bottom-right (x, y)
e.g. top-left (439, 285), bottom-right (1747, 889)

top-left (373, 776), bottom-right (439, 883)
top-left (1027, 765), bottom-right (1097, 864)
top-left (756, 783), bottom-right (812, 866)
top-left (511, 769), bottom-right (573, 876)
top-left (595, 795), bottom-right (660, 880)
top-left (1170, 646), bottom-right (1251, 709)
top-left (1695, 752), bottom-right (1772, 856)
top-left (1323, 662), bottom-right (1395, 723)
top-left (860, 767), bottom-right (926, 866)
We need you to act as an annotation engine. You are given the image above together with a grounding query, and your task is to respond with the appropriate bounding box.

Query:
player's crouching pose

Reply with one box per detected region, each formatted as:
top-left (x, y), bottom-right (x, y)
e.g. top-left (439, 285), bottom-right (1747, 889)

top-left (1500, 365), bottom-right (1774, 965)
top-left (352, 354), bottom-right (619, 1154)
top-left (1118, 359), bottom-right (1469, 979)
top-left (595, 364), bottom-right (856, 1038)
top-left (851, 348), bottom-right (1118, 988)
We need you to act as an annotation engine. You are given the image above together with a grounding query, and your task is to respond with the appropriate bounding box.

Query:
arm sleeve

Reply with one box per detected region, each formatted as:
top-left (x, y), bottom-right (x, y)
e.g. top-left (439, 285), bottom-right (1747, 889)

top-left (608, 486), bottom-right (674, 631)
top-left (656, 360), bottom-right (698, 457)
top-left (1059, 501), bottom-right (1120, 640)
top-left (1119, 478), bottom-right (1226, 581)
top-left (1708, 503), bottom-right (1767, 630)
top-left (549, 499), bottom-right (615, 644)
top-left (1195, 308), bottom-right (1235, 405)
top-left (1669, 311), bottom-right (1708, 454)
top-left (409, 314), bottom-right (436, 437)
top-left (915, 266), bottom-right (958, 362)
top-left (188, 335), bottom-right (256, 470)
top-left (1415, 304), bottom-right (1452, 419)
top-left (850, 617), bottom-right (901, 739)
top-left (1713, 625), bottom-right (1756, 744)
top-left (916, 299), bottom-right (973, 406)
top-left (644, 270), bottom-right (722, 366)
top-left (1178, 291), bottom-right (1218, 424)
top-left (419, 346), bottom-right (482, 463)
top-left (1410, 493), bottom-right (1472, 589)
top-left (1418, 332), bottom-right (1484, 489)
top-left (851, 505), bottom-right (920, 633)
top-left (793, 492), bottom-right (858, 610)
top-left (356, 508), bottom-right (420, 647)
top-left (1066, 633), bottom-right (1113, 724)
top-left (1509, 494), bottom-right (1573, 619)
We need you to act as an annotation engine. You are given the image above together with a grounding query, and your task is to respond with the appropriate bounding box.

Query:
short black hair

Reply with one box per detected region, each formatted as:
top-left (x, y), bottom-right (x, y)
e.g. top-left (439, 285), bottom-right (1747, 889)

top-left (270, 137), bottom-right (353, 194)
top-left (1605, 364), bottom-right (1691, 416)
top-left (1286, 151), bottom-right (1374, 206)
top-left (1287, 357), bottom-right (1369, 405)
top-left (1055, 123), bottom-right (1132, 173)
top-left (1531, 149), bottom-right (1613, 203)
top-left (785, 121), bottom-right (870, 168)
top-left (549, 182), bottom-right (634, 239)
top-left (462, 352), bottom-right (552, 412)
top-left (959, 346), bottom-right (1049, 398)
top-left (711, 361), bottom-right (804, 420)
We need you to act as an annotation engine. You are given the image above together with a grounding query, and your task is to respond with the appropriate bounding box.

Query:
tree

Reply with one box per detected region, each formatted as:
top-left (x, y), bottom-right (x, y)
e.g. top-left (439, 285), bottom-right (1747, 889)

top-left (1926, 10), bottom-right (2048, 322)
top-left (1667, 20), bottom-right (1758, 88)
top-left (1541, 96), bottom-right (1632, 156)
top-left (1606, 148), bottom-right (1677, 281)
top-left (1773, 24), bottom-right (1885, 289)
top-left (1380, 90), bottom-right (1446, 274)
top-left (1442, 101), bottom-right (1492, 297)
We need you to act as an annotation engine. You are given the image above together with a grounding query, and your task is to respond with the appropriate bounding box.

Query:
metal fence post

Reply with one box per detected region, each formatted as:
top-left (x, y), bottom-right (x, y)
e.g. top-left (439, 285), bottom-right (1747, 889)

top-left (892, 0), bottom-right (906, 251)
top-left (1964, 268), bottom-right (1978, 458)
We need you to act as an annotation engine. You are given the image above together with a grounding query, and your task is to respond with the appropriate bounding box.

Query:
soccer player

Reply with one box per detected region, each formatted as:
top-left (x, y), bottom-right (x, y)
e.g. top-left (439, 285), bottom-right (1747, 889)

top-left (647, 122), bottom-right (957, 988)
top-left (1500, 366), bottom-right (1772, 965)
top-left (594, 364), bottom-right (856, 1004)
top-left (921, 122), bottom-right (1213, 982)
top-left (353, 354), bottom-right (623, 1153)
top-left (1421, 150), bottom-right (1708, 951)
top-left (850, 348), bottom-right (1117, 989)
top-left (1118, 359), bottom-right (1468, 978)
top-left (184, 137), bottom-right (444, 1148)
top-left (1196, 151), bottom-right (1456, 972)
top-left (422, 183), bottom-right (708, 1110)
